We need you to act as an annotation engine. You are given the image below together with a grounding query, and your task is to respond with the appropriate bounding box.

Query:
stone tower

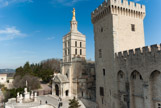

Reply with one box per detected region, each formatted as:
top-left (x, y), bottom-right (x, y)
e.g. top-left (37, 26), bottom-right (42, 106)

top-left (63, 8), bottom-right (86, 63)
top-left (60, 8), bottom-right (86, 98)
top-left (91, 0), bottom-right (146, 108)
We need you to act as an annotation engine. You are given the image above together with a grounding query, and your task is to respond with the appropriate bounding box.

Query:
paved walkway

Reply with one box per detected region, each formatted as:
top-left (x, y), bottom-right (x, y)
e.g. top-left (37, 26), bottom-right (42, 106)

top-left (5, 95), bottom-right (86, 108)
top-left (38, 95), bottom-right (85, 108)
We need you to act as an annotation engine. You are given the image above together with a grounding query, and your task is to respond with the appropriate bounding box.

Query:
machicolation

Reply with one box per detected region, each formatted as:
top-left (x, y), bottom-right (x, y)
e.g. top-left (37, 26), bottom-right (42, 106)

top-left (91, 0), bottom-right (145, 23)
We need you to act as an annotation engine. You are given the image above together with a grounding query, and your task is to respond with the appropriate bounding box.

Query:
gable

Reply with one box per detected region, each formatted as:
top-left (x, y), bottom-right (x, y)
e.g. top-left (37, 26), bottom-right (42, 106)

top-left (53, 76), bottom-right (61, 83)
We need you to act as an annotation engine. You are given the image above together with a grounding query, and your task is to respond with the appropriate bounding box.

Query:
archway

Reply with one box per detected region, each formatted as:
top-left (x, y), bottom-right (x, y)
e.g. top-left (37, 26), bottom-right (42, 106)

top-left (65, 90), bottom-right (69, 96)
top-left (130, 70), bottom-right (144, 108)
top-left (55, 84), bottom-right (59, 96)
top-left (150, 70), bottom-right (161, 108)
top-left (117, 71), bottom-right (128, 108)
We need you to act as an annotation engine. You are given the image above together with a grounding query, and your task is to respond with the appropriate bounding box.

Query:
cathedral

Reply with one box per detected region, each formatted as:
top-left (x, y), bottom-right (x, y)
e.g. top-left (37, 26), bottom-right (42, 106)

top-left (52, 8), bottom-right (96, 100)
top-left (92, 0), bottom-right (161, 108)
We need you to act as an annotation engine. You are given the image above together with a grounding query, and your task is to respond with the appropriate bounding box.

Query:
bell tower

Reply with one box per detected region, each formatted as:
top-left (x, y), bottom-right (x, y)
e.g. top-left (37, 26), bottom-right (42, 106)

top-left (63, 8), bottom-right (86, 63)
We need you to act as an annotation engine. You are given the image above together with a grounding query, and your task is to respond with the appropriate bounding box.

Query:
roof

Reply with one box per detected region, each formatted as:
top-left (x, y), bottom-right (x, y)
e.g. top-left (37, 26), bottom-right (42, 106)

top-left (53, 74), bottom-right (69, 83)
top-left (0, 74), bottom-right (7, 77)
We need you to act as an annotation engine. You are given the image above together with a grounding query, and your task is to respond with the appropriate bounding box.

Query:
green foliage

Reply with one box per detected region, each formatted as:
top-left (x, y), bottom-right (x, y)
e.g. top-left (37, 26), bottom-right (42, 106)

top-left (69, 97), bottom-right (81, 108)
top-left (0, 84), bottom-right (4, 89)
top-left (14, 59), bottom-right (60, 83)
top-left (3, 88), bottom-right (24, 102)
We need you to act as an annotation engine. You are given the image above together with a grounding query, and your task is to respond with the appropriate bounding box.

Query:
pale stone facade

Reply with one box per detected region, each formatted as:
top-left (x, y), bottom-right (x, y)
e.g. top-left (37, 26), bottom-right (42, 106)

top-left (92, 0), bottom-right (161, 108)
top-left (52, 9), bottom-right (96, 101)
top-left (0, 74), bottom-right (7, 84)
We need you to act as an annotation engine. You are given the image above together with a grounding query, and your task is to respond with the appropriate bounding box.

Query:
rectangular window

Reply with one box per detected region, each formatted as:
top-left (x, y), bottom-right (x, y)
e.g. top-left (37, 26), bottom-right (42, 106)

top-left (80, 42), bottom-right (82, 47)
top-left (80, 49), bottom-right (82, 55)
top-left (101, 27), bottom-right (103, 32)
top-left (75, 41), bottom-right (77, 47)
top-left (131, 24), bottom-right (135, 31)
top-left (75, 49), bottom-right (77, 55)
top-left (100, 87), bottom-right (104, 96)
top-left (103, 69), bottom-right (105, 76)
top-left (99, 49), bottom-right (102, 58)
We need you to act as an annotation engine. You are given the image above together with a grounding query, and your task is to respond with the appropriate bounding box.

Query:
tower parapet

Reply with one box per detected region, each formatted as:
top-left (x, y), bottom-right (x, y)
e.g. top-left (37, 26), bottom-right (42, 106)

top-left (91, 0), bottom-right (145, 23)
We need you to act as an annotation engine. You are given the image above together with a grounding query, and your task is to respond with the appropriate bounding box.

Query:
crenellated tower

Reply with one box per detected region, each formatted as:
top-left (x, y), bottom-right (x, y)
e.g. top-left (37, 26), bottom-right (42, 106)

top-left (91, 0), bottom-right (146, 108)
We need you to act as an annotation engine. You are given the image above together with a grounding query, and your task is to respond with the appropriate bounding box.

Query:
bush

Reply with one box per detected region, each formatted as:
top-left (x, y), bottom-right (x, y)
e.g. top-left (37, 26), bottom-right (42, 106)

top-left (69, 97), bottom-right (81, 108)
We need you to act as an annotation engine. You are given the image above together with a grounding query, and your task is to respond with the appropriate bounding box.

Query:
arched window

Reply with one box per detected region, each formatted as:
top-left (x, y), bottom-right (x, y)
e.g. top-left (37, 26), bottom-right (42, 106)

top-left (75, 49), bottom-right (77, 55)
top-left (80, 49), bottom-right (82, 55)
top-left (75, 41), bottom-right (77, 47)
top-left (80, 42), bottom-right (82, 47)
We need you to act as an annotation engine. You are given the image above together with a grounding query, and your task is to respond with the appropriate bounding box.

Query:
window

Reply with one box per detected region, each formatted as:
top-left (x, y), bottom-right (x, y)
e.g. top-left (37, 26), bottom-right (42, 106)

top-left (100, 87), bottom-right (104, 96)
top-left (75, 41), bottom-right (77, 47)
top-left (101, 27), bottom-right (103, 32)
top-left (157, 103), bottom-right (161, 108)
top-left (75, 49), bottom-right (77, 55)
top-left (99, 49), bottom-right (102, 58)
top-left (68, 49), bottom-right (70, 55)
top-left (80, 42), bottom-right (82, 47)
top-left (66, 73), bottom-right (68, 78)
top-left (131, 24), bottom-right (135, 31)
top-left (65, 50), bottom-right (67, 56)
top-left (140, 75), bottom-right (143, 80)
top-left (80, 49), bottom-right (82, 55)
top-left (103, 69), bottom-right (105, 76)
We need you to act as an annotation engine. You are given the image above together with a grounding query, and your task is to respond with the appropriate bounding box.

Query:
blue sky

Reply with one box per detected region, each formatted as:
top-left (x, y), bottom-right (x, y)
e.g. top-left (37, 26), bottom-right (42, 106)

top-left (0, 0), bottom-right (161, 69)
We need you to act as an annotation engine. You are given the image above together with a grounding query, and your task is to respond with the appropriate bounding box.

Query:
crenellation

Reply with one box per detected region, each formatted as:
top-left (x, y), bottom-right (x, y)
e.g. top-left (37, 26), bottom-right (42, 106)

top-left (136, 3), bottom-right (141, 10)
top-left (129, 2), bottom-right (135, 9)
top-left (91, 0), bottom-right (145, 23)
top-left (150, 44), bottom-right (160, 53)
top-left (135, 48), bottom-right (142, 55)
top-left (123, 51), bottom-right (129, 57)
top-left (115, 44), bottom-right (161, 59)
top-left (129, 49), bottom-right (135, 56)
top-left (118, 52), bottom-right (123, 57)
top-left (142, 46), bottom-right (151, 53)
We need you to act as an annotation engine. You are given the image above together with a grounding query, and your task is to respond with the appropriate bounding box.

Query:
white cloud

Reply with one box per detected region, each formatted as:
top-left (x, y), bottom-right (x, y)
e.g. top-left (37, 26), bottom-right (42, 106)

top-left (0, 26), bottom-right (26, 41)
top-left (51, 0), bottom-right (87, 6)
top-left (47, 36), bottom-right (55, 40)
top-left (0, 0), bottom-right (33, 8)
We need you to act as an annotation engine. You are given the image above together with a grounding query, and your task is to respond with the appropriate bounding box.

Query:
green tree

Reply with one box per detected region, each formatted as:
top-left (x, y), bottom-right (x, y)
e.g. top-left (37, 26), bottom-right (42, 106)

top-left (68, 97), bottom-right (81, 108)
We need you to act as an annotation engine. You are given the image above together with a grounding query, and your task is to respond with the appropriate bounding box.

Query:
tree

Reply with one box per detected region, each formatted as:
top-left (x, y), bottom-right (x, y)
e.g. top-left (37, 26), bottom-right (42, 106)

top-left (68, 97), bottom-right (81, 108)
top-left (14, 58), bottom-right (61, 83)
top-left (13, 75), bottom-right (40, 90)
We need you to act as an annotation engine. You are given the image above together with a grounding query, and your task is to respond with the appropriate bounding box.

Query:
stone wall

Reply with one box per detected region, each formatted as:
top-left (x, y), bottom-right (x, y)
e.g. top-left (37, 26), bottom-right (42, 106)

top-left (115, 44), bottom-right (161, 108)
